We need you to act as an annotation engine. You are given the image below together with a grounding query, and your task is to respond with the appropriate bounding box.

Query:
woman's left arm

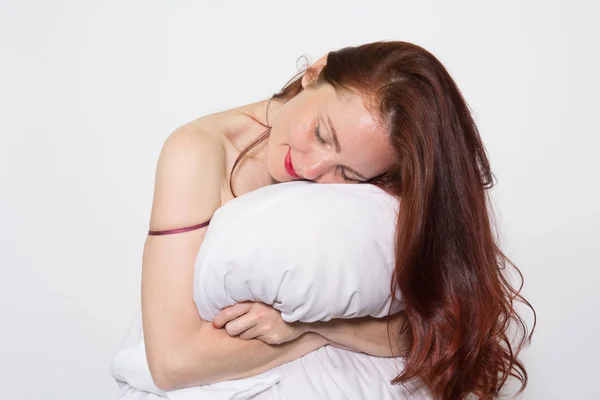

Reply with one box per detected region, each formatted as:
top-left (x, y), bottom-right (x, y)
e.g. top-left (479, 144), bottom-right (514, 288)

top-left (213, 302), bottom-right (409, 358)
top-left (306, 313), bottom-right (408, 357)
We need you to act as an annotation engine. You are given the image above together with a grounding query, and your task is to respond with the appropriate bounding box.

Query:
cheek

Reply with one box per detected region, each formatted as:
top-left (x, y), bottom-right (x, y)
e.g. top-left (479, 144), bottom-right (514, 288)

top-left (270, 119), bottom-right (290, 145)
top-left (289, 121), bottom-right (315, 150)
top-left (273, 125), bottom-right (296, 149)
top-left (272, 111), bottom-right (313, 150)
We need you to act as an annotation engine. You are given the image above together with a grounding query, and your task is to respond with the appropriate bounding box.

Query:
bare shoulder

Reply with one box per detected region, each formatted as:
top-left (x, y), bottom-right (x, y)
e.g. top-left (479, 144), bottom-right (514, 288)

top-left (161, 101), bottom-right (272, 205)
top-left (182, 105), bottom-right (259, 144)
top-left (149, 122), bottom-right (228, 233)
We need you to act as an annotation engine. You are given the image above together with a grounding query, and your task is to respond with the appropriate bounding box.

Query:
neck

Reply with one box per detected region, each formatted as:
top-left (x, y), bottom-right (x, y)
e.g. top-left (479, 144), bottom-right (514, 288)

top-left (233, 96), bottom-right (285, 160)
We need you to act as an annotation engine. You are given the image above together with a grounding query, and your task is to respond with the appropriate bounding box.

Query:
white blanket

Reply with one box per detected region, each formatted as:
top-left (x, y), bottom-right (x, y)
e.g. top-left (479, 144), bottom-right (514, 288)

top-left (110, 182), bottom-right (431, 399)
top-left (110, 310), bottom-right (431, 399)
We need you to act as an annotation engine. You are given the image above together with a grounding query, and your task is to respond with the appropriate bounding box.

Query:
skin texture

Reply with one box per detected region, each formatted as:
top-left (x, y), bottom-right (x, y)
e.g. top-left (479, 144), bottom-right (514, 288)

top-left (263, 65), bottom-right (396, 183)
top-left (230, 55), bottom-right (396, 186)
top-left (142, 54), bottom-right (406, 391)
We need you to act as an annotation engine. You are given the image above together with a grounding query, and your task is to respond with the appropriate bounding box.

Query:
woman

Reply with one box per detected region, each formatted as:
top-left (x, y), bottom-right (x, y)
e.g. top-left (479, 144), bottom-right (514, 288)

top-left (142, 40), bottom-right (535, 399)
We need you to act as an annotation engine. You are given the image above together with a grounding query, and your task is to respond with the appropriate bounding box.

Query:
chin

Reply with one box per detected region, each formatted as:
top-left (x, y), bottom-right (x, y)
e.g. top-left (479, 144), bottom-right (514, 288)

top-left (275, 171), bottom-right (293, 183)
top-left (265, 157), bottom-right (286, 183)
top-left (266, 149), bottom-right (291, 183)
top-left (269, 169), bottom-right (285, 183)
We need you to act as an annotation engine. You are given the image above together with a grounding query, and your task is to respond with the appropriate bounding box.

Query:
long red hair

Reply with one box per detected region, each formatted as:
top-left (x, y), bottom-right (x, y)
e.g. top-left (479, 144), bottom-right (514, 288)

top-left (232, 40), bottom-right (535, 400)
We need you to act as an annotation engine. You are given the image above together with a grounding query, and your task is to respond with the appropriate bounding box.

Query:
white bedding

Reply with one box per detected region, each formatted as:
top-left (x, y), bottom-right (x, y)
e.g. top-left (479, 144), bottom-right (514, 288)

top-left (110, 182), bottom-right (431, 399)
top-left (111, 310), bottom-right (431, 400)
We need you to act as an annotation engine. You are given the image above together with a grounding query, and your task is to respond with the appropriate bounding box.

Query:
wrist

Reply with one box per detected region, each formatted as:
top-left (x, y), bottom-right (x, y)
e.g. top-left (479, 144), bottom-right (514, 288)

top-left (293, 322), bottom-right (330, 346)
top-left (290, 321), bottom-right (311, 335)
top-left (302, 331), bottom-right (329, 348)
top-left (305, 319), bottom-right (338, 338)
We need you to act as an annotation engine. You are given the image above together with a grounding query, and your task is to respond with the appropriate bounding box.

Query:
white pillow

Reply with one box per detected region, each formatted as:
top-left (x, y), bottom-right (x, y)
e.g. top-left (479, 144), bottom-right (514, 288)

top-left (193, 180), bottom-right (403, 323)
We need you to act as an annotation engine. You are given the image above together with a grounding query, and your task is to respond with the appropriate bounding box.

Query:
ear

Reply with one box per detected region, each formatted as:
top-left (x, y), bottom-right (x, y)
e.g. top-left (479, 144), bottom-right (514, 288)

top-left (301, 54), bottom-right (328, 89)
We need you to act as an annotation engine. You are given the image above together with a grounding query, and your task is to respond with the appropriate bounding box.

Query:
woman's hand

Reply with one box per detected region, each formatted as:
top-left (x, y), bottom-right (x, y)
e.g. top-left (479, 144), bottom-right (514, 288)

top-left (213, 302), bottom-right (311, 345)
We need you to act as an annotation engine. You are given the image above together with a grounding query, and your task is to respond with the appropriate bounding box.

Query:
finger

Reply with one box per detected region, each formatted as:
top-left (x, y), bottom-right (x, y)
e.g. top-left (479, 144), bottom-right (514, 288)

top-left (213, 303), bottom-right (253, 328)
top-left (257, 333), bottom-right (283, 345)
top-left (224, 312), bottom-right (258, 337)
top-left (238, 326), bottom-right (262, 340)
top-left (241, 322), bottom-right (279, 344)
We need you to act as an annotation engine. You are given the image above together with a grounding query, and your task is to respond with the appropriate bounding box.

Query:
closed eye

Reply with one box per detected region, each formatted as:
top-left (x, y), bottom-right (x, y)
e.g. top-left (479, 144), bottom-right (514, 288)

top-left (315, 121), bottom-right (364, 184)
top-left (340, 167), bottom-right (360, 183)
top-left (314, 123), bottom-right (327, 145)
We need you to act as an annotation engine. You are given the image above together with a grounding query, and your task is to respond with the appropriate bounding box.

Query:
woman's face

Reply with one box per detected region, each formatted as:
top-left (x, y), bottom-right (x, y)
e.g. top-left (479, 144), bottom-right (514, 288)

top-left (266, 82), bottom-right (396, 184)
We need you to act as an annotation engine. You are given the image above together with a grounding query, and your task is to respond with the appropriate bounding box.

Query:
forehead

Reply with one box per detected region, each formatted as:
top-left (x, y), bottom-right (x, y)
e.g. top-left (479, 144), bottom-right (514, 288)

top-left (312, 84), bottom-right (395, 174)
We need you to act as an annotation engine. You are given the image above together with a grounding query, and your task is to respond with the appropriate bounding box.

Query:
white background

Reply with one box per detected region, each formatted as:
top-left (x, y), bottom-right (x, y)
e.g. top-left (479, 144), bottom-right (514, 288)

top-left (1, 1), bottom-right (598, 399)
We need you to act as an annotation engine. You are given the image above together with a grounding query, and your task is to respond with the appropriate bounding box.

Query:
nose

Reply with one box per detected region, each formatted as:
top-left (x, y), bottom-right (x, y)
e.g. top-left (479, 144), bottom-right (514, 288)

top-left (301, 151), bottom-right (333, 181)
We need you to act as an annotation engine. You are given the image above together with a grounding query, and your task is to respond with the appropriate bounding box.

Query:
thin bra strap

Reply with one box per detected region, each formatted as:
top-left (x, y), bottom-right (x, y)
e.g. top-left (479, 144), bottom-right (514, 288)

top-left (148, 219), bottom-right (211, 236)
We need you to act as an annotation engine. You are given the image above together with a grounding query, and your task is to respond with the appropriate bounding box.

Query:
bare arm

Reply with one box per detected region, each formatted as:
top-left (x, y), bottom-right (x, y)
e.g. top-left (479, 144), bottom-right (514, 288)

top-left (300, 313), bottom-right (409, 357)
top-left (142, 126), bottom-right (327, 391)
top-left (213, 301), bottom-right (410, 358)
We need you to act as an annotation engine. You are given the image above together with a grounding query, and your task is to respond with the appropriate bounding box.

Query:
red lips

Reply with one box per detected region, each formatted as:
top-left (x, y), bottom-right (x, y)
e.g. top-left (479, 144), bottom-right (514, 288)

top-left (284, 147), bottom-right (302, 179)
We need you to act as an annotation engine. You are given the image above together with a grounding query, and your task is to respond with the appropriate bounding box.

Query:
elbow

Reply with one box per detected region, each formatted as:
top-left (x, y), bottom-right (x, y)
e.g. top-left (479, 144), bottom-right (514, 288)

top-left (147, 354), bottom-right (177, 391)
top-left (152, 369), bottom-right (174, 392)
top-left (146, 346), bottom-right (183, 391)
top-left (147, 342), bottom-right (212, 390)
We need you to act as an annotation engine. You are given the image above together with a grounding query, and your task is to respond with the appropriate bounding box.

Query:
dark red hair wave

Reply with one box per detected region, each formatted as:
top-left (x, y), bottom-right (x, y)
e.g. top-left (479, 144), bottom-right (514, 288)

top-left (232, 40), bottom-right (535, 400)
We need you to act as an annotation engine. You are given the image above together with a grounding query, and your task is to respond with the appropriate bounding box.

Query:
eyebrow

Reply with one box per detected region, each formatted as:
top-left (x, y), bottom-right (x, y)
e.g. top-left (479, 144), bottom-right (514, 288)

top-left (325, 112), bottom-right (369, 181)
top-left (326, 113), bottom-right (342, 153)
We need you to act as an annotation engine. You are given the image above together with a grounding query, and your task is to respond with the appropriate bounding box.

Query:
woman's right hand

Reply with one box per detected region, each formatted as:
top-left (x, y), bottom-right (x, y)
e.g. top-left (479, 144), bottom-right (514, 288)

top-left (213, 302), bottom-right (316, 345)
